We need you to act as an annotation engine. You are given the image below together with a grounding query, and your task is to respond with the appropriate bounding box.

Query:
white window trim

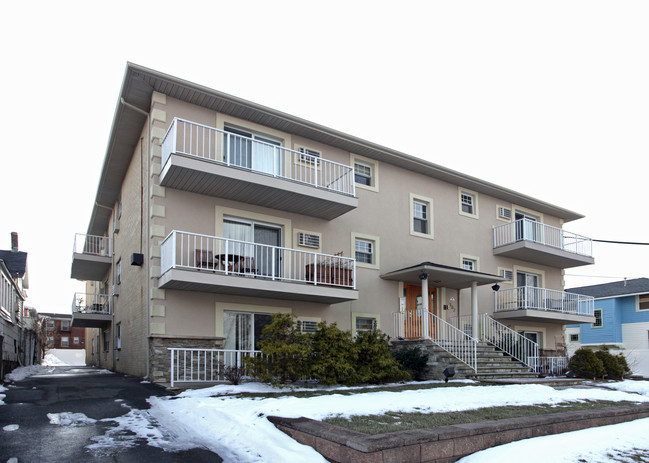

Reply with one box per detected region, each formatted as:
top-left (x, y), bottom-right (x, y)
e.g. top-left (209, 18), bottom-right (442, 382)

top-left (352, 312), bottom-right (380, 336)
top-left (593, 308), bottom-right (604, 328)
top-left (460, 254), bottom-right (480, 272)
top-left (351, 232), bottom-right (380, 270)
top-left (350, 154), bottom-right (379, 192)
top-left (409, 193), bottom-right (434, 240)
top-left (458, 188), bottom-right (479, 219)
top-left (637, 294), bottom-right (649, 312)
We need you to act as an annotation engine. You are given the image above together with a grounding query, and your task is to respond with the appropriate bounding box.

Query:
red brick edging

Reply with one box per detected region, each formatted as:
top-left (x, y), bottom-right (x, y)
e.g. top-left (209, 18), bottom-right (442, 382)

top-left (269, 403), bottom-right (649, 463)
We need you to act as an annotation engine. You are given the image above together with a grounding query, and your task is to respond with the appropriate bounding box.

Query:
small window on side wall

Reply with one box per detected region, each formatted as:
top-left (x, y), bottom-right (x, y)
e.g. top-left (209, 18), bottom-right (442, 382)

top-left (593, 309), bottom-right (603, 328)
top-left (355, 317), bottom-right (377, 333)
top-left (355, 239), bottom-right (374, 264)
top-left (351, 154), bottom-right (379, 191)
top-left (354, 162), bottom-right (372, 186)
top-left (459, 189), bottom-right (479, 218)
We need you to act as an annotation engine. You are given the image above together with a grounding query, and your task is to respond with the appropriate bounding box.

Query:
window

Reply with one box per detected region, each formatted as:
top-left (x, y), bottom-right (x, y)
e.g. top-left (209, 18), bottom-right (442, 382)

top-left (593, 309), bottom-right (603, 328)
top-left (462, 258), bottom-right (477, 271)
top-left (116, 259), bottom-right (122, 284)
top-left (61, 320), bottom-right (70, 331)
top-left (103, 329), bottom-right (110, 352)
top-left (224, 126), bottom-right (282, 176)
top-left (355, 238), bottom-right (374, 264)
top-left (413, 201), bottom-right (428, 234)
top-left (410, 194), bottom-right (434, 238)
top-left (354, 162), bottom-right (372, 186)
top-left (355, 317), bottom-right (377, 333)
top-left (61, 337), bottom-right (69, 347)
top-left (223, 311), bottom-right (273, 351)
top-left (116, 323), bottom-right (122, 350)
top-left (639, 294), bottom-right (649, 311)
top-left (73, 337), bottom-right (80, 344)
top-left (47, 319), bottom-right (54, 329)
top-left (569, 334), bottom-right (579, 342)
top-left (459, 189), bottom-right (478, 218)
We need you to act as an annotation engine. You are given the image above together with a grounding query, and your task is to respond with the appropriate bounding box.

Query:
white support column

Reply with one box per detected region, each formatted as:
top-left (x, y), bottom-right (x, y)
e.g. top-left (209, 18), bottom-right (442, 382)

top-left (421, 274), bottom-right (429, 339)
top-left (471, 281), bottom-right (479, 339)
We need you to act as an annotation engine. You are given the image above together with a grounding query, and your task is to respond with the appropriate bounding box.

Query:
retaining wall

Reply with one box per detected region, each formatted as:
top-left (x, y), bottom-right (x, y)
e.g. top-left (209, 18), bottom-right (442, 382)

top-left (270, 403), bottom-right (649, 463)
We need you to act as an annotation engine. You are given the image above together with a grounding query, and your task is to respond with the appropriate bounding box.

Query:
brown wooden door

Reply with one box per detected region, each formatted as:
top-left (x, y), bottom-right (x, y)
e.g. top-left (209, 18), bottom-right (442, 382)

top-left (404, 284), bottom-right (437, 339)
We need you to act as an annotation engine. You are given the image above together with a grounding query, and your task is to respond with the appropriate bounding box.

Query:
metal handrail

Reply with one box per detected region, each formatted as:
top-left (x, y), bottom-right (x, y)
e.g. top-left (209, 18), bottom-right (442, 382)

top-left (393, 311), bottom-right (477, 371)
top-left (160, 230), bottom-right (356, 289)
top-left (493, 218), bottom-right (593, 257)
top-left (481, 313), bottom-right (538, 368)
top-left (161, 118), bottom-right (356, 197)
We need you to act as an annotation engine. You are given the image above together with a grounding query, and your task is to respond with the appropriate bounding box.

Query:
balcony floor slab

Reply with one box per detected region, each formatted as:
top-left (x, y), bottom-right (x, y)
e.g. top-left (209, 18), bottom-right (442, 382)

top-left (494, 309), bottom-right (595, 325)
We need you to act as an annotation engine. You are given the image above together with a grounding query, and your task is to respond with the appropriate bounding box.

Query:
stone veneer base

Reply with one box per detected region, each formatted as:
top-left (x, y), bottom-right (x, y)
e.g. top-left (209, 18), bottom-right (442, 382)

top-left (269, 403), bottom-right (649, 463)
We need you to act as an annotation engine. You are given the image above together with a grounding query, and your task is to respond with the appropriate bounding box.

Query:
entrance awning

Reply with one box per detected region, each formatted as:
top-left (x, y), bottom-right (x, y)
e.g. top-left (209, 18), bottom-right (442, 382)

top-left (380, 262), bottom-right (505, 290)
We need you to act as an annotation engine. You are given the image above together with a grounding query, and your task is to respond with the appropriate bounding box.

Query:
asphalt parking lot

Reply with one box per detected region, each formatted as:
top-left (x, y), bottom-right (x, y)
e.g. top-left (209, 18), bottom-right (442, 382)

top-left (1, 366), bottom-right (222, 462)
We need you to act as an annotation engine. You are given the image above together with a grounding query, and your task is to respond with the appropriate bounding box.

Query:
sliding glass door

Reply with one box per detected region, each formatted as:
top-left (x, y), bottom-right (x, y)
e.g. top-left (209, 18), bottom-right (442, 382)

top-left (224, 127), bottom-right (281, 176)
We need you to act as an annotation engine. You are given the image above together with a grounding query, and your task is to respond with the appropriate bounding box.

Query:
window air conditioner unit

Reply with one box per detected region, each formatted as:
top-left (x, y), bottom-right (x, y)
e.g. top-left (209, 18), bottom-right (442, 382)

top-left (498, 207), bottom-right (512, 220)
top-left (298, 232), bottom-right (320, 249)
top-left (111, 284), bottom-right (120, 297)
top-left (113, 220), bottom-right (120, 233)
top-left (500, 269), bottom-right (514, 281)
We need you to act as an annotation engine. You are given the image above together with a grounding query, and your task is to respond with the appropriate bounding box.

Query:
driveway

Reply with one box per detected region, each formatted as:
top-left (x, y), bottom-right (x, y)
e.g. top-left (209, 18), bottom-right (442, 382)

top-left (0, 366), bottom-right (222, 462)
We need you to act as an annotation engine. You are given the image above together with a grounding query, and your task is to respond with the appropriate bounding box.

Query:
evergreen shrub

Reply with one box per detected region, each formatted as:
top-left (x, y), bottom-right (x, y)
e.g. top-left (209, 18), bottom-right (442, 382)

top-left (568, 348), bottom-right (605, 379)
top-left (391, 347), bottom-right (429, 381)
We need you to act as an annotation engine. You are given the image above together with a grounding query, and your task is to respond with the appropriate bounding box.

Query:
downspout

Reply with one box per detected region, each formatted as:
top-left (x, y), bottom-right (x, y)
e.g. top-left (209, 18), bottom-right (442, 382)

top-left (120, 97), bottom-right (152, 380)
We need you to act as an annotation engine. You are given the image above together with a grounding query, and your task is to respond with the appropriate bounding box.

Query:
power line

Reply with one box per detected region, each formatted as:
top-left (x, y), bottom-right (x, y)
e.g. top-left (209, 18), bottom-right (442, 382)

top-left (593, 239), bottom-right (649, 245)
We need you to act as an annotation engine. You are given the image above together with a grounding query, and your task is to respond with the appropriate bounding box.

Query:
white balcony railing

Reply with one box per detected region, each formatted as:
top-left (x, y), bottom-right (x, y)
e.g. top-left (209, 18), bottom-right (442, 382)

top-left (493, 219), bottom-right (593, 257)
top-left (169, 348), bottom-right (263, 387)
top-left (72, 292), bottom-right (111, 314)
top-left (73, 233), bottom-right (112, 257)
top-left (495, 286), bottom-right (594, 316)
top-left (393, 311), bottom-right (477, 371)
top-left (161, 118), bottom-right (356, 197)
top-left (160, 230), bottom-right (355, 289)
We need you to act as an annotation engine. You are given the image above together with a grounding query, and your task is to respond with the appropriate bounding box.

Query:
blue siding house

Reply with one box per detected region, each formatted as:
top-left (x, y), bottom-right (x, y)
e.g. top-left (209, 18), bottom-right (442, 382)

top-left (566, 278), bottom-right (649, 377)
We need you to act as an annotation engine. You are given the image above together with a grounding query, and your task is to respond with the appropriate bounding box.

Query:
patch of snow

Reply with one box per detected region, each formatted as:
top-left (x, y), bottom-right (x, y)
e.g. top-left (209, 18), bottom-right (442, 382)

top-left (42, 349), bottom-right (86, 366)
top-left (4, 365), bottom-right (55, 382)
top-left (47, 412), bottom-right (97, 427)
top-left (146, 382), bottom-right (649, 463)
top-left (458, 417), bottom-right (649, 463)
top-left (3, 424), bottom-right (19, 432)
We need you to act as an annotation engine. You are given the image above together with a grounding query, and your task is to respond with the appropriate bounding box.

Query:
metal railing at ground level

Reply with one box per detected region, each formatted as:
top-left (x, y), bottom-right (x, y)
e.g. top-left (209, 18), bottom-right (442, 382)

top-left (480, 313), bottom-right (539, 368)
top-left (169, 348), bottom-right (263, 388)
top-left (160, 230), bottom-right (355, 289)
top-left (393, 311), bottom-right (477, 372)
top-left (529, 356), bottom-right (569, 376)
top-left (161, 118), bottom-right (356, 197)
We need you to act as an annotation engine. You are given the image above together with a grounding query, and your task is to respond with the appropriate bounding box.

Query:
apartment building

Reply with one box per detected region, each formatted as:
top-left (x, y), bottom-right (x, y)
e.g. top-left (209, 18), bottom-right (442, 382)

top-left (43, 313), bottom-right (86, 350)
top-left (71, 63), bottom-right (596, 383)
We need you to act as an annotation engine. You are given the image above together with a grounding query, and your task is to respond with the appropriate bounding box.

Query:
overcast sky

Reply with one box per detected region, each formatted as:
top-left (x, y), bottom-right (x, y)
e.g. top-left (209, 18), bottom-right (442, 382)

top-left (1, 1), bottom-right (647, 313)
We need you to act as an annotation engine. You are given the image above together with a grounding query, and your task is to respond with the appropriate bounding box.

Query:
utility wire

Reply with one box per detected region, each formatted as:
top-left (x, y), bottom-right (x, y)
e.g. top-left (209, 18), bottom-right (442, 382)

top-left (593, 239), bottom-right (649, 245)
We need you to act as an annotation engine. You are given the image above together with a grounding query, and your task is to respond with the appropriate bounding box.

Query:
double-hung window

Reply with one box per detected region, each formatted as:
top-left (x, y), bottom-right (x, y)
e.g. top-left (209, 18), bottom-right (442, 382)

top-left (355, 239), bottom-right (374, 264)
top-left (354, 162), bottom-right (372, 186)
top-left (413, 201), bottom-right (428, 234)
top-left (355, 316), bottom-right (377, 334)
top-left (461, 193), bottom-right (474, 214)
top-left (593, 309), bottom-right (603, 328)
top-left (462, 258), bottom-right (477, 271)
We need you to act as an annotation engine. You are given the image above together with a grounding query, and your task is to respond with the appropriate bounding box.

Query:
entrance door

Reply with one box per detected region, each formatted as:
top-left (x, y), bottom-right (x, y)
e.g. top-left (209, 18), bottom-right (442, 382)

top-left (254, 224), bottom-right (282, 278)
top-left (223, 312), bottom-right (274, 351)
top-left (404, 284), bottom-right (437, 339)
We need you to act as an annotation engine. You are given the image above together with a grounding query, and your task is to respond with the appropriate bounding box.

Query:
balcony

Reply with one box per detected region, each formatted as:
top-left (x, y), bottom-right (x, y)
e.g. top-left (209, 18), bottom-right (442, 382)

top-left (70, 234), bottom-right (112, 281)
top-left (494, 286), bottom-right (595, 324)
top-left (493, 219), bottom-right (594, 268)
top-left (158, 231), bottom-right (358, 304)
top-left (160, 118), bottom-right (358, 220)
top-left (71, 292), bottom-right (112, 328)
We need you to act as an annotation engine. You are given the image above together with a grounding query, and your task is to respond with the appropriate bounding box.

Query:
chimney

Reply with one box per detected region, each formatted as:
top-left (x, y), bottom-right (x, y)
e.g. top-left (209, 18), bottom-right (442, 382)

top-left (11, 232), bottom-right (18, 252)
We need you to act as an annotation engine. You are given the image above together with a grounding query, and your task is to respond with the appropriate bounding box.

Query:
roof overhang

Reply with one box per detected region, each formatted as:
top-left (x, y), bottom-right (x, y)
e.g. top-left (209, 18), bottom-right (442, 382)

top-left (86, 63), bottom-right (585, 235)
top-left (381, 262), bottom-right (505, 290)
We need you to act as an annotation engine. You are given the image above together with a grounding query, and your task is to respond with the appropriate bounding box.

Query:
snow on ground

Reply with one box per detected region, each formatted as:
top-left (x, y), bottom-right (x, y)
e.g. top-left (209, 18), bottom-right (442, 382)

top-left (42, 349), bottom-right (86, 366)
top-left (146, 380), bottom-right (649, 463)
